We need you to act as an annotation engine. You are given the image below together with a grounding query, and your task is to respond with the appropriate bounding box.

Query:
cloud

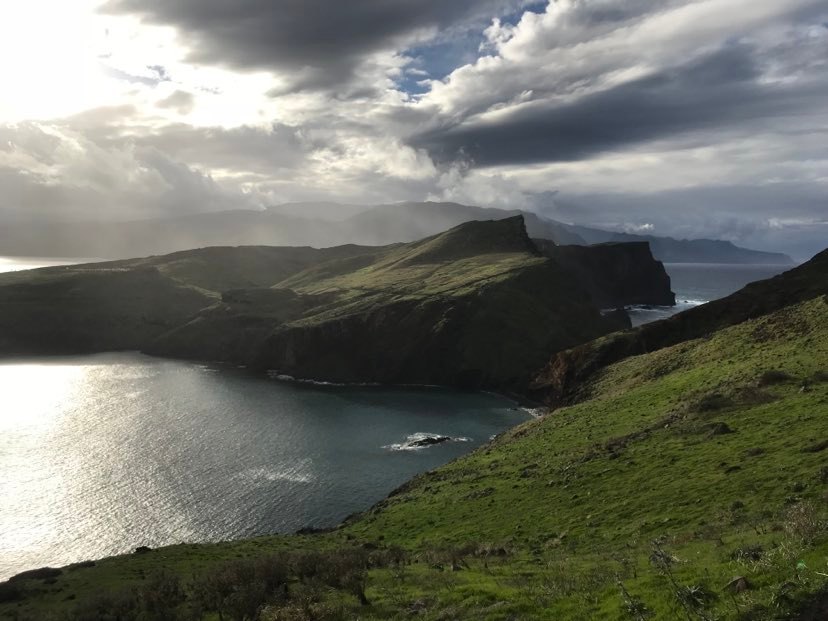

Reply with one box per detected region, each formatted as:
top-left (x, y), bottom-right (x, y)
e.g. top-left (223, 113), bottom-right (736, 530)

top-left (1, 0), bottom-right (826, 259)
top-left (410, 0), bottom-right (828, 167)
top-left (101, 0), bottom-right (530, 93)
top-left (157, 90), bottom-right (195, 114)
top-left (413, 44), bottom-right (802, 166)
top-left (133, 123), bottom-right (310, 175)
top-left (0, 123), bottom-right (258, 221)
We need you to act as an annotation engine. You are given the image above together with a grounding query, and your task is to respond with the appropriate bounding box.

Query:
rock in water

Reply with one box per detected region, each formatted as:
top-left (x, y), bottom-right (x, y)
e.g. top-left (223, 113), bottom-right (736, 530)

top-left (408, 435), bottom-right (451, 448)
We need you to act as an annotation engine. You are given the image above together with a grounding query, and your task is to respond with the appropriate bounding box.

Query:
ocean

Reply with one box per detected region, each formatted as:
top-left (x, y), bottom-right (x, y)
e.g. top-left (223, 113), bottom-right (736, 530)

top-left (625, 262), bottom-right (792, 326)
top-left (0, 353), bottom-right (527, 579)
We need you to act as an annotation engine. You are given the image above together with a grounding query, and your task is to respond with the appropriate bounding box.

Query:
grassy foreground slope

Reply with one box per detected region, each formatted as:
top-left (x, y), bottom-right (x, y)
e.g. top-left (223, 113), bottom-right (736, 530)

top-left (3, 295), bottom-right (826, 620)
top-left (533, 248), bottom-right (828, 406)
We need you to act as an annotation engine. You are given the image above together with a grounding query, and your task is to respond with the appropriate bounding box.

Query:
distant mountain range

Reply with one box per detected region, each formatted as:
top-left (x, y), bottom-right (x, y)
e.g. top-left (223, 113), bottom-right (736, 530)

top-left (0, 201), bottom-right (794, 264)
top-left (559, 224), bottom-right (795, 264)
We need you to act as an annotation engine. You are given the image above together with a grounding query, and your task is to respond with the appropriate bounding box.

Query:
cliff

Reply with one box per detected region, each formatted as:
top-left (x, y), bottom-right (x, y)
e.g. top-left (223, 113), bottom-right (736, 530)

top-left (533, 239), bottom-right (675, 307)
top-left (0, 217), bottom-right (618, 393)
top-left (565, 223), bottom-right (796, 264)
top-left (147, 217), bottom-right (614, 392)
top-left (608, 232), bottom-right (795, 264)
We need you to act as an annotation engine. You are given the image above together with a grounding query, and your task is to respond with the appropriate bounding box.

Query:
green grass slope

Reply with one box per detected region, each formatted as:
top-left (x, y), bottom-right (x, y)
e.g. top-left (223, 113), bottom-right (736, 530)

top-left (0, 244), bottom-right (380, 355)
top-left (4, 296), bottom-right (826, 620)
top-left (147, 217), bottom-right (619, 391)
top-left (0, 217), bottom-right (623, 392)
top-left (0, 267), bottom-right (212, 355)
top-left (0, 216), bottom-right (677, 392)
top-left (533, 248), bottom-right (828, 406)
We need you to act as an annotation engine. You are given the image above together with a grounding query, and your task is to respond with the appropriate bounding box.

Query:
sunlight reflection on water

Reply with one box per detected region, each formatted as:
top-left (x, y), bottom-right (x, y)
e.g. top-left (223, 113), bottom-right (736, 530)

top-left (0, 353), bottom-right (526, 579)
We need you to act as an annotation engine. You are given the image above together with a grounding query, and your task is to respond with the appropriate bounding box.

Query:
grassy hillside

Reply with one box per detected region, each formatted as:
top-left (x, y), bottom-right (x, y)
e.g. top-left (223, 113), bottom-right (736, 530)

top-left (150, 217), bottom-right (615, 391)
top-left (533, 248), bottom-right (828, 406)
top-left (0, 217), bottom-right (632, 392)
top-left (3, 292), bottom-right (826, 620)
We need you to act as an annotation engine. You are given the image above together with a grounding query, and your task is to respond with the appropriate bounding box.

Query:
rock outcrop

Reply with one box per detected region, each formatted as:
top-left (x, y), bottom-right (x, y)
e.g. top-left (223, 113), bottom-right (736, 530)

top-left (533, 240), bottom-right (675, 308)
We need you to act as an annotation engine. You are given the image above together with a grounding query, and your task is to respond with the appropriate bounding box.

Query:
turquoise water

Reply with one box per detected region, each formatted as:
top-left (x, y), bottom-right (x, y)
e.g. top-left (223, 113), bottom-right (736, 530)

top-left (0, 353), bottom-right (527, 579)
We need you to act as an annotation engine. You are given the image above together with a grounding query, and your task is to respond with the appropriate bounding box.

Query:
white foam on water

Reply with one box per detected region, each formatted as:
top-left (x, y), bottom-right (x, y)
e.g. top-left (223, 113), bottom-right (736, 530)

top-left (240, 463), bottom-right (314, 484)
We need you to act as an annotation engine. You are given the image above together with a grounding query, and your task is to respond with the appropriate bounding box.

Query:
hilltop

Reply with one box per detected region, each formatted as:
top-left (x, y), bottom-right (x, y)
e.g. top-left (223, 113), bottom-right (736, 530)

top-left (0, 216), bottom-right (671, 392)
top-left (2, 245), bottom-right (826, 620)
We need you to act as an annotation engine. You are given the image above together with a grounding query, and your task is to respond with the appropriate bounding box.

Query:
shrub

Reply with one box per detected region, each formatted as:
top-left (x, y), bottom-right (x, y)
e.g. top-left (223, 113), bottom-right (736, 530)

top-left (783, 502), bottom-right (824, 545)
top-left (757, 370), bottom-right (792, 386)
top-left (138, 570), bottom-right (185, 621)
top-left (66, 590), bottom-right (138, 621)
top-left (0, 581), bottom-right (22, 604)
top-left (191, 555), bottom-right (289, 621)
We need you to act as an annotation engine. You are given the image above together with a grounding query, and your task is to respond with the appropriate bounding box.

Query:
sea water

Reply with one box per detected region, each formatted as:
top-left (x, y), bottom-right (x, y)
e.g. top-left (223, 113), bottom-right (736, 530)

top-left (0, 353), bottom-right (527, 579)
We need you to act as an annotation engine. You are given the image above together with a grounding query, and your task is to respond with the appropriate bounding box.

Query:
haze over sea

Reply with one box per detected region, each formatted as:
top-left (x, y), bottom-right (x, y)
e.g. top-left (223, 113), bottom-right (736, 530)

top-left (0, 257), bottom-right (792, 579)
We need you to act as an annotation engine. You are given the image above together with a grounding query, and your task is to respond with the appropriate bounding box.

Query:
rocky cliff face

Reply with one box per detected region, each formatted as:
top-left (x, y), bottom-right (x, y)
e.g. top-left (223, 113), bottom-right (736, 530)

top-left (533, 240), bottom-right (675, 308)
top-left (247, 262), bottom-right (612, 391)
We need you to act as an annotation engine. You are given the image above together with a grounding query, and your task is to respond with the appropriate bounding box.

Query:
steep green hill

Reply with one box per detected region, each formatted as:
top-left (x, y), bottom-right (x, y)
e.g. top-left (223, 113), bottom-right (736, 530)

top-left (2, 260), bottom-right (826, 620)
top-left (148, 216), bottom-right (615, 391)
top-left (0, 216), bottom-right (649, 392)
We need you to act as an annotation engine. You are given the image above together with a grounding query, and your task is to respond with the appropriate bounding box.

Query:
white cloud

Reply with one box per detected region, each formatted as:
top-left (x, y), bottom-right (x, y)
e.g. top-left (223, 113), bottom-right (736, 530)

top-left (0, 0), bottom-right (825, 257)
top-left (0, 122), bottom-right (257, 220)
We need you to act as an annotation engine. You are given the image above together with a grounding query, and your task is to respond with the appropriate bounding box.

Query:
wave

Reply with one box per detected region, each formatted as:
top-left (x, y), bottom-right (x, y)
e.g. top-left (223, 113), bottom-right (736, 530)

top-left (240, 463), bottom-right (314, 484)
top-left (521, 407), bottom-right (546, 418)
top-left (624, 299), bottom-right (708, 327)
top-left (266, 371), bottom-right (380, 387)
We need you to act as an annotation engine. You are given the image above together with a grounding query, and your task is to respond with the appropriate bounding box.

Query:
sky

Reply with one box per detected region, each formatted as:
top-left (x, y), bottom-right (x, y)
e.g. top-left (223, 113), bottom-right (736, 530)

top-left (0, 0), bottom-right (826, 259)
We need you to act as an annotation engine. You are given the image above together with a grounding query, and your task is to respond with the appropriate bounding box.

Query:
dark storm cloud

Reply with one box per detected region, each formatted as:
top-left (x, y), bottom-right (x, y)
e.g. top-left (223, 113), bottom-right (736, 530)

top-left (411, 44), bottom-right (827, 167)
top-left (101, 0), bottom-right (527, 92)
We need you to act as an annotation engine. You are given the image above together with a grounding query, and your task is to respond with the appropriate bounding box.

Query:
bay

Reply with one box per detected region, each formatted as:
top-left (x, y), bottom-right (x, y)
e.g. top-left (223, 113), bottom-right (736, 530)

top-left (0, 353), bottom-right (527, 579)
